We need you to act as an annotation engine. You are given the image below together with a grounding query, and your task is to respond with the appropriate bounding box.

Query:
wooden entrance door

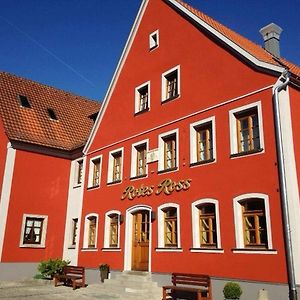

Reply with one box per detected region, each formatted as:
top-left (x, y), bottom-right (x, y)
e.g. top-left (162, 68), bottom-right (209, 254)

top-left (132, 210), bottom-right (150, 271)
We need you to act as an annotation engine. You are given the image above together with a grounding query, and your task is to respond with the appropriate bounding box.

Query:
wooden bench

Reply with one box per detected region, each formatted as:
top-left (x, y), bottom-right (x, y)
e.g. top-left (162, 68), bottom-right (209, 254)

top-left (162, 273), bottom-right (211, 300)
top-left (54, 265), bottom-right (85, 290)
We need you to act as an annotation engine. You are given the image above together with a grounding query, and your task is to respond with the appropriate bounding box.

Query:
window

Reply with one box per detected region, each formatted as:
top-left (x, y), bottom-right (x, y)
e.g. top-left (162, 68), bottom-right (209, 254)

top-left (19, 214), bottom-right (48, 248)
top-left (135, 81), bottom-right (150, 114)
top-left (23, 217), bottom-right (43, 244)
top-left (47, 108), bottom-right (58, 120)
top-left (199, 204), bottom-right (216, 247)
top-left (131, 140), bottom-right (148, 179)
top-left (88, 156), bottom-right (102, 188)
top-left (233, 193), bottom-right (274, 252)
top-left (103, 211), bottom-right (121, 250)
top-left (149, 30), bottom-right (159, 50)
top-left (157, 203), bottom-right (181, 251)
top-left (107, 148), bottom-right (124, 184)
top-left (162, 66), bottom-right (180, 102)
top-left (158, 130), bottom-right (178, 173)
top-left (229, 102), bottom-right (264, 156)
top-left (190, 117), bottom-right (216, 165)
top-left (164, 208), bottom-right (177, 247)
top-left (242, 199), bottom-right (267, 248)
top-left (83, 214), bottom-right (98, 249)
top-left (71, 218), bottom-right (78, 246)
top-left (191, 199), bottom-right (222, 252)
top-left (74, 159), bottom-right (83, 186)
top-left (19, 95), bottom-right (31, 108)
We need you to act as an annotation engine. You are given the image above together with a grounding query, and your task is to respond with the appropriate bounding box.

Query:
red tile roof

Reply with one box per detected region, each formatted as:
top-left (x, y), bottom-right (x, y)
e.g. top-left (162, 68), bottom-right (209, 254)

top-left (174, 0), bottom-right (300, 77)
top-left (0, 72), bottom-right (101, 151)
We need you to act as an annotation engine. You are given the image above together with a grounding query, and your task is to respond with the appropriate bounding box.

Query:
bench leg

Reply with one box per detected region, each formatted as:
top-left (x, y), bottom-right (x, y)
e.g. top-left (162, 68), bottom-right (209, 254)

top-left (197, 291), bottom-right (202, 300)
top-left (162, 287), bottom-right (167, 300)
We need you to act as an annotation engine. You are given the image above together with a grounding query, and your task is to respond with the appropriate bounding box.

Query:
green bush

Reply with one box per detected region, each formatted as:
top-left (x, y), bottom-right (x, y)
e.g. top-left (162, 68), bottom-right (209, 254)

top-left (223, 282), bottom-right (242, 299)
top-left (36, 258), bottom-right (70, 279)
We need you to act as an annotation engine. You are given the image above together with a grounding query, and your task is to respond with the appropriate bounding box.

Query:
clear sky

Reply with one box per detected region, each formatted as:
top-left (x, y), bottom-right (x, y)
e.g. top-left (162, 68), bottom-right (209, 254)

top-left (0, 0), bottom-right (299, 101)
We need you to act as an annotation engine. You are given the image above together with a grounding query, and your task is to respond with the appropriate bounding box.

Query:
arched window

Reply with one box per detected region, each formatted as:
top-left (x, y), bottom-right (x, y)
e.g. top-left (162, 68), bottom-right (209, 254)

top-left (83, 213), bottom-right (98, 249)
top-left (233, 194), bottom-right (273, 252)
top-left (157, 203), bottom-right (181, 251)
top-left (191, 199), bottom-right (222, 252)
top-left (103, 210), bottom-right (121, 250)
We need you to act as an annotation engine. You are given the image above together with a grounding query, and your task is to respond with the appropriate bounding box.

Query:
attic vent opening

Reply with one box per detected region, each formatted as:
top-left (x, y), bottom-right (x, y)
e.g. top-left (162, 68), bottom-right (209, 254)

top-left (18, 95), bottom-right (31, 108)
top-left (47, 108), bottom-right (58, 120)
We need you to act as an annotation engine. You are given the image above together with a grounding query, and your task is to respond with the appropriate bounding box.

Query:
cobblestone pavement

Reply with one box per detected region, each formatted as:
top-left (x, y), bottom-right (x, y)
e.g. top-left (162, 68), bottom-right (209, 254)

top-left (0, 280), bottom-right (121, 299)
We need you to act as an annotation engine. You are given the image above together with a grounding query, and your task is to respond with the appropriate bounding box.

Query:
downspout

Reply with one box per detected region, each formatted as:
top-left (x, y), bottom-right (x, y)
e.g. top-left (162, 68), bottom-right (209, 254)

top-left (273, 70), bottom-right (297, 300)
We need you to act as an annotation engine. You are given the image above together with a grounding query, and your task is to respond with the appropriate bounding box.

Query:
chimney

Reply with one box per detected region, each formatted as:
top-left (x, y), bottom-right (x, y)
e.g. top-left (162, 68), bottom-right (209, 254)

top-left (259, 23), bottom-right (282, 58)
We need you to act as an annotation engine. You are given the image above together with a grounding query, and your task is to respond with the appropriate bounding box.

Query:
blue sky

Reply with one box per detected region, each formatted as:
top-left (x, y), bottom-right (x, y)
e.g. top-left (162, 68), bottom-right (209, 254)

top-left (0, 0), bottom-right (299, 101)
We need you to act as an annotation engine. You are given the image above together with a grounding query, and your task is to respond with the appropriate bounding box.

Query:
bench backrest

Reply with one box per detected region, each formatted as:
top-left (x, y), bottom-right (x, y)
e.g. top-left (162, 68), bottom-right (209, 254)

top-left (172, 273), bottom-right (210, 288)
top-left (63, 265), bottom-right (85, 276)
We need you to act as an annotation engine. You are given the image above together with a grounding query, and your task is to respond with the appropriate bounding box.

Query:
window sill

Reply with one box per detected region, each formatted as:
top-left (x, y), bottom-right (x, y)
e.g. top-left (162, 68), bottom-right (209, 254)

top-left (161, 94), bottom-right (180, 104)
top-left (190, 159), bottom-right (215, 167)
top-left (107, 180), bottom-right (122, 186)
top-left (81, 247), bottom-right (98, 252)
top-left (149, 44), bottom-right (158, 51)
top-left (232, 248), bottom-right (277, 255)
top-left (134, 107), bottom-right (149, 116)
top-left (230, 148), bottom-right (263, 158)
top-left (155, 247), bottom-right (183, 252)
top-left (130, 174), bottom-right (147, 180)
top-left (190, 247), bottom-right (224, 253)
top-left (157, 167), bottom-right (178, 175)
top-left (73, 184), bottom-right (82, 189)
top-left (87, 185), bottom-right (100, 190)
top-left (68, 246), bottom-right (76, 249)
top-left (20, 244), bottom-right (45, 249)
top-left (102, 247), bottom-right (121, 252)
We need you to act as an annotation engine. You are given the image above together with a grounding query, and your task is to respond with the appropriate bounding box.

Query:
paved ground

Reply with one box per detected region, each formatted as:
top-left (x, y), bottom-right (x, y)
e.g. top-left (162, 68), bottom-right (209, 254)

top-left (0, 280), bottom-right (121, 299)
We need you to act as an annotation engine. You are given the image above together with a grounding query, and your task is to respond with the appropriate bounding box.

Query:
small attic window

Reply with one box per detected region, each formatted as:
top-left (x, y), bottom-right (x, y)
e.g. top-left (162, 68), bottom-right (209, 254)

top-left (89, 112), bottom-right (99, 123)
top-left (18, 95), bottom-right (31, 108)
top-left (47, 108), bottom-right (58, 120)
top-left (149, 30), bottom-right (159, 50)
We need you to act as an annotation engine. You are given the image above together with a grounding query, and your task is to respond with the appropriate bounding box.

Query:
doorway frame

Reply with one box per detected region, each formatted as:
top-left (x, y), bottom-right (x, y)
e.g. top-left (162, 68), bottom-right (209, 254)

top-left (124, 205), bottom-right (152, 272)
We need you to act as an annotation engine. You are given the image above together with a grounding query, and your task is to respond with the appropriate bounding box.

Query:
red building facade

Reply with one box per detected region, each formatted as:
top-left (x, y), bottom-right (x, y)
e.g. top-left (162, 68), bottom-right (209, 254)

top-left (76, 0), bottom-right (300, 297)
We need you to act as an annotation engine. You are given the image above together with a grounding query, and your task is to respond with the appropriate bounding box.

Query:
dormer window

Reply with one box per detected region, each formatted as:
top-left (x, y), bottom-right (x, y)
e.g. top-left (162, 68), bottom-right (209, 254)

top-left (18, 95), bottom-right (31, 108)
top-left (149, 30), bottom-right (159, 50)
top-left (47, 108), bottom-right (58, 120)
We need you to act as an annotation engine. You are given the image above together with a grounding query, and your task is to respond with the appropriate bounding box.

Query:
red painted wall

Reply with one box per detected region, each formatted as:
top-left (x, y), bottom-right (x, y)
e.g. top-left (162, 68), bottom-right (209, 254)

top-left (2, 149), bottom-right (70, 262)
top-left (79, 0), bottom-right (287, 284)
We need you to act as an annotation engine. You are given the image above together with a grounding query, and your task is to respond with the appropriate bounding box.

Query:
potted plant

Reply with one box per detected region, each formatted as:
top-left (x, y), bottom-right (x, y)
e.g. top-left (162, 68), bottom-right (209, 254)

top-left (99, 263), bottom-right (110, 283)
top-left (223, 282), bottom-right (242, 300)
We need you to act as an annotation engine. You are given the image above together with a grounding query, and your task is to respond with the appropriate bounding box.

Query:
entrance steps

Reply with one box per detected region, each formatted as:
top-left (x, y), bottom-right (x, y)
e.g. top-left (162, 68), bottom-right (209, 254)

top-left (101, 271), bottom-right (162, 300)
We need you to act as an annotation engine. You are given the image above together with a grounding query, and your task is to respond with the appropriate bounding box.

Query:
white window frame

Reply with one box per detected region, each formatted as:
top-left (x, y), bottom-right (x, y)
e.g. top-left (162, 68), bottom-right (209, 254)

top-left (107, 147), bottom-right (124, 184)
top-left (19, 214), bottom-right (48, 248)
top-left (103, 210), bottom-right (121, 251)
top-left (87, 155), bottom-right (102, 188)
top-left (149, 29), bottom-right (159, 50)
top-left (191, 199), bottom-right (223, 253)
top-left (130, 139), bottom-right (149, 179)
top-left (156, 203), bottom-right (182, 252)
top-left (69, 217), bottom-right (79, 248)
top-left (73, 158), bottom-right (84, 187)
top-left (161, 65), bottom-right (180, 102)
top-left (135, 81), bottom-right (150, 114)
top-left (158, 129), bottom-right (179, 172)
top-left (229, 101), bottom-right (264, 156)
top-left (233, 193), bottom-right (276, 254)
top-left (82, 213), bottom-right (99, 250)
top-left (190, 116), bottom-right (216, 165)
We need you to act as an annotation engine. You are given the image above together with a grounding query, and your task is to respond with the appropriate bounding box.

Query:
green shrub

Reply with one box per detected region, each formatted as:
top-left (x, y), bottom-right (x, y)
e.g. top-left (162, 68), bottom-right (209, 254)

top-left (37, 258), bottom-right (70, 279)
top-left (223, 282), bottom-right (242, 299)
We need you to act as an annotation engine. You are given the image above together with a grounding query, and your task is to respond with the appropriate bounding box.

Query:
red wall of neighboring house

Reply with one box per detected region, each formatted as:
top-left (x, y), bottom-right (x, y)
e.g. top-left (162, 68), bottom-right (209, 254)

top-left (78, 0), bottom-right (288, 284)
top-left (1, 149), bottom-right (70, 262)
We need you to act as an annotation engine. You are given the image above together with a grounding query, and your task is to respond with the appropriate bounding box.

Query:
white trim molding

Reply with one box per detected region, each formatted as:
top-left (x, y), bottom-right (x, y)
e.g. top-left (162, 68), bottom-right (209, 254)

top-left (161, 65), bottom-right (181, 103)
top-left (82, 213), bottom-right (99, 250)
top-left (229, 101), bottom-right (264, 156)
top-left (107, 147), bottom-right (124, 184)
top-left (19, 214), bottom-right (48, 248)
top-left (130, 139), bottom-right (149, 179)
top-left (103, 210), bottom-right (121, 249)
top-left (233, 193), bottom-right (274, 253)
top-left (191, 198), bottom-right (222, 251)
top-left (0, 143), bottom-right (16, 261)
top-left (157, 202), bottom-right (181, 250)
top-left (135, 81), bottom-right (151, 114)
top-left (87, 154), bottom-right (102, 189)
